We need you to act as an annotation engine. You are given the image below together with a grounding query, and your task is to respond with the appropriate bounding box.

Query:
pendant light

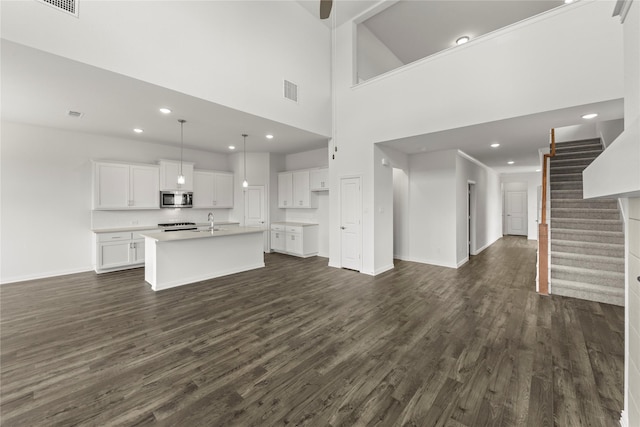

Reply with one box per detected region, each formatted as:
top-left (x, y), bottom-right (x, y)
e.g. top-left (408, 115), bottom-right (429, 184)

top-left (177, 119), bottom-right (186, 185)
top-left (242, 134), bottom-right (249, 188)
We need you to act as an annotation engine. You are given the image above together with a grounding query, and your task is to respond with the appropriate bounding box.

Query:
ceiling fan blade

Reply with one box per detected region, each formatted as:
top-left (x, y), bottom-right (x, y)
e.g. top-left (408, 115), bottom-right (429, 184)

top-left (320, 0), bottom-right (332, 19)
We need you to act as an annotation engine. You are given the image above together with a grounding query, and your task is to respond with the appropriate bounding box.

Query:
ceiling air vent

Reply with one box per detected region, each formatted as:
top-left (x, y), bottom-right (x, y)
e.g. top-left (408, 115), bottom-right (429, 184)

top-left (37, 0), bottom-right (79, 17)
top-left (67, 110), bottom-right (84, 118)
top-left (283, 79), bottom-right (298, 103)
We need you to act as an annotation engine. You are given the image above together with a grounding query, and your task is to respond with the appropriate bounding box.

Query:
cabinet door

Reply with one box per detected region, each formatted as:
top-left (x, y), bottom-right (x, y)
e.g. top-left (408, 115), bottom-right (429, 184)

top-left (160, 161), bottom-right (194, 191)
top-left (278, 172), bottom-right (293, 208)
top-left (131, 239), bottom-right (145, 264)
top-left (271, 230), bottom-right (286, 252)
top-left (94, 163), bottom-right (130, 209)
top-left (193, 171), bottom-right (215, 208)
top-left (130, 165), bottom-right (159, 208)
top-left (310, 168), bottom-right (328, 191)
top-left (98, 241), bottom-right (132, 269)
top-left (214, 173), bottom-right (234, 208)
top-left (285, 232), bottom-right (303, 255)
top-left (292, 171), bottom-right (310, 207)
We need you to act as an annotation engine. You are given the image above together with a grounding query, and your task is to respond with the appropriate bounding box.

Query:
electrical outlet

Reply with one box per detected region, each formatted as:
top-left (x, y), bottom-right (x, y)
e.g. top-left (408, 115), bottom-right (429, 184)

top-left (131, 220), bottom-right (139, 225)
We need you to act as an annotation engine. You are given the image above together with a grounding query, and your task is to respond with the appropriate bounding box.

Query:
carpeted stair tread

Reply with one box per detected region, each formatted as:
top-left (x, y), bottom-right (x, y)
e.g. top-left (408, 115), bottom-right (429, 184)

top-left (551, 199), bottom-right (619, 209)
top-left (551, 229), bottom-right (624, 245)
top-left (550, 208), bottom-right (620, 220)
top-left (550, 252), bottom-right (624, 272)
top-left (552, 149), bottom-right (603, 159)
top-left (551, 279), bottom-right (624, 306)
top-left (551, 239), bottom-right (624, 258)
top-left (550, 218), bottom-right (623, 232)
top-left (551, 264), bottom-right (624, 287)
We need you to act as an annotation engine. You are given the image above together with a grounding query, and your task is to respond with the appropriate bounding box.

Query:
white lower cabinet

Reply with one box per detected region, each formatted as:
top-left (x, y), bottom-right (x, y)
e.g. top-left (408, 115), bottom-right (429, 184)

top-left (270, 223), bottom-right (318, 257)
top-left (94, 230), bottom-right (156, 273)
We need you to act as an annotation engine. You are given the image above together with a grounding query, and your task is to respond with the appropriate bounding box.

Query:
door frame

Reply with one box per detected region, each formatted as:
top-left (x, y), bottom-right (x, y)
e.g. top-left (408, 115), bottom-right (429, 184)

top-left (339, 174), bottom-right (363, 272)
top-left (467, 180), bottom-right (476, 257)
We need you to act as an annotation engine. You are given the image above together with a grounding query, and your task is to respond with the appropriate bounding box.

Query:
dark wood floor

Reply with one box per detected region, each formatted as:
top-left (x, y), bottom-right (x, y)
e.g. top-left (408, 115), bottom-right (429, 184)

top-left (0, 237), bottom-right (624, 426)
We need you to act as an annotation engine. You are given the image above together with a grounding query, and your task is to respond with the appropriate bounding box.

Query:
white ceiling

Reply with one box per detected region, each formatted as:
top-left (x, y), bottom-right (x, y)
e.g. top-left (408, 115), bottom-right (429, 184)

top-left (361, 0), bottom-right (566, 64)
top-left (1, 40), bottom-right (329, 155)
top-left (379, 99), bottom-right (624, 174)
top-left (1, 1), bottom-right (624, 174)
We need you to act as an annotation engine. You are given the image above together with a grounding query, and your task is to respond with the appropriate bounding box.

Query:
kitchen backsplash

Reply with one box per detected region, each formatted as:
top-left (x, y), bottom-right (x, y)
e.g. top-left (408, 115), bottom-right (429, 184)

top-left (91, 209), bottom-right (233, 229)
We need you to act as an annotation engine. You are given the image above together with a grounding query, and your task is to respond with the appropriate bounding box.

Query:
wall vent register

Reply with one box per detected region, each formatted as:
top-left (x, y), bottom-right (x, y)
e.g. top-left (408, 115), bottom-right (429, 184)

top-left (38, 0), bottom-right (79, 17)
top-left (283, 79), bottom-right (298, 103)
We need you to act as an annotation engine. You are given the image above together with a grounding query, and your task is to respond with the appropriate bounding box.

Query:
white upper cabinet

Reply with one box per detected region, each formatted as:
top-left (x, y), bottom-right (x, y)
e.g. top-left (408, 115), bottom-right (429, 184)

top-left (310, 168), bottom-right (329, 191)
top-left (292, 170), bottom-right (310, 207)
top-left (278, 172), bottom-right (293, 208)
top-left (278, 170), bottom-right (316, 209)
top-left (213, 172), bottom-right (234, 208)
top-left (159, 160), bottom-right (194, 191)
top-left (93, 161), bottom-right (159, 210)
top-left (193, 170), bottom-right (234, 208)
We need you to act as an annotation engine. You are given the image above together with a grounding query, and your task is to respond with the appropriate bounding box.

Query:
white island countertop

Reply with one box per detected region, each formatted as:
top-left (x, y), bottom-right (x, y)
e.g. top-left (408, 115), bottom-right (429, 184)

top-left (139, 226), bottom-right (264, 242)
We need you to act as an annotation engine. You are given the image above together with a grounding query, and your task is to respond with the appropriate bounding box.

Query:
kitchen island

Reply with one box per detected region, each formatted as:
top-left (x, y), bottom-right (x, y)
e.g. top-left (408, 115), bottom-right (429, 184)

top-left (139, 227), bottom-right (265, 291)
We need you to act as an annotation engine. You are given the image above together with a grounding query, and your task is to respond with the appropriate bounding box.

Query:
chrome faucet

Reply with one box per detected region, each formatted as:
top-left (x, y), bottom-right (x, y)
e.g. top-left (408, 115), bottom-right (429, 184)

top-left (207, 212), bottom-right (214, 230)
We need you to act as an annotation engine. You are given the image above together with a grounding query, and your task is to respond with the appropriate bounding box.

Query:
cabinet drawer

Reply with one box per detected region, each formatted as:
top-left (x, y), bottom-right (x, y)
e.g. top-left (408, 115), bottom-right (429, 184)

top-left (97, 232), bottom-right (132, 242)
top-left (271, 224), bottom-right (286, 231)
top-left (287, 226), bottom-right (302, 233)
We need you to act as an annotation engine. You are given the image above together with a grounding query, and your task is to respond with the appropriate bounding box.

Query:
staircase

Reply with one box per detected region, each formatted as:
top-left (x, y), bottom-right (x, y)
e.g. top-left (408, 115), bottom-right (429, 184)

top-left (549, 138), bottom-right (625, 306)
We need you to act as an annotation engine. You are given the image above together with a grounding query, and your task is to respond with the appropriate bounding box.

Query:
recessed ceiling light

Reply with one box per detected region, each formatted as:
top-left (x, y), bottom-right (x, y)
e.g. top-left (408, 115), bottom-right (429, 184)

top-left (490, 143), bottom-right (500, 148)
top-left (265, 134), bottom-right (274, 139)
top-left (133, 128), bottom-right (144, 133)
top-left (508, 161), bottom-right (515, 165)
top-left (564, 0), bottom-right (574, 4)
top-left (228, 145), bottom-right (236, 150)
top-left (536, 169), bottom-right (541, 172)
top-left (159, 108), bottom-right (172, 114)
top-left (582, 113), bottom-right (598, 119)
top-left (456, 36), bottom-right (470, 45)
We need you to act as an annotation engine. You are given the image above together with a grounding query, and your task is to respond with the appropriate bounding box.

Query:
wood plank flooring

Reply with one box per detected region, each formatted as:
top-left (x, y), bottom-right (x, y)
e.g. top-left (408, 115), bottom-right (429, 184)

top-left (0, 237), bottom-right (624, 426)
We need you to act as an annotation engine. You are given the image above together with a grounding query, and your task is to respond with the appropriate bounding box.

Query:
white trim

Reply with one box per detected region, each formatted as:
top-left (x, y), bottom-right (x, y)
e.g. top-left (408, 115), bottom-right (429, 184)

top-left (372, 263), bottom-right (394, 276)
top-left (457, 257), bottom-right (470, 268)
top-left (0, 266), bottom-right (94, 285)
top-left (406, 256), bottom-right (458, 269)
top-left (619, 410), bottom-right (627, 427)
top-left (613, 0), bottom-right (633, 22)
top-left (471, 236), bottom-right (500, 256)
top-left (338, 174), bottom-right (363, 273)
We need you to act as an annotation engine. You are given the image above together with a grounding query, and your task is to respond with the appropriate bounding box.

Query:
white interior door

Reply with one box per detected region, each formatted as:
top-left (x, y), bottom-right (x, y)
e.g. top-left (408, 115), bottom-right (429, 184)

top-left (506, 191), bottom-right (527, 236)
top-left (244, 186), bottom-right (267, 251)
top-left (340, 177), bottom-right (362, 271)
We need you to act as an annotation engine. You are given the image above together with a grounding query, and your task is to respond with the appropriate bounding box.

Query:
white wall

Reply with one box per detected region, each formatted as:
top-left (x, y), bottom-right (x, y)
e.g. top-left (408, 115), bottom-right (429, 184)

top-left (284, 147), bottom-right (329, 170)
top-left (554, 123), bottom-right (598, 142)
top-left (0, 1), bottom-right (332, 137)
top-left (329, 0), bottom-right (624, 274)
top-left (356, 24), bottom-right (404, 82)
top-left (501, 172), bottom-right (540, 240)
top-left (596, 118), bottom-right (624, 148)
top-left (407, 150), bottom-right (458, 268)
top-left (455, 153), bottom-right (502, 265)
top-left (0, 121), bottom-right (233, 283)
top-left (392, 168), bottom-right (410, 260)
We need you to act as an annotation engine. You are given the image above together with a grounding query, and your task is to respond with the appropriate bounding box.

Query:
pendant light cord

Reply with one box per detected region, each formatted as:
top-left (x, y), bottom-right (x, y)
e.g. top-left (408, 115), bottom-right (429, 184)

top-left (179, 120), bottom-right (185, 176)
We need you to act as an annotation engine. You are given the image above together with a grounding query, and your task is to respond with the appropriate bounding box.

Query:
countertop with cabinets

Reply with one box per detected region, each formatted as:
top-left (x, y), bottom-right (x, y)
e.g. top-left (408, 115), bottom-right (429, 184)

top-left (271, 222), bottom-right (319, 258)
top-left (92, 222), bottom-right (239, 234)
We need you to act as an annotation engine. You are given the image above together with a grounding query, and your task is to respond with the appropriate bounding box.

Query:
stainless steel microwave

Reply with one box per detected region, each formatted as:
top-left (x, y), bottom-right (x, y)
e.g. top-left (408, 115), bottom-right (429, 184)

top-left (160, 191), bottom-right (193, 208)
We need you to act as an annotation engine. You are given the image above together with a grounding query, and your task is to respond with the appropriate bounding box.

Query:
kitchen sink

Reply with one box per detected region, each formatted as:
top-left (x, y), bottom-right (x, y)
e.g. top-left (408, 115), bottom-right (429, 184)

top-left (192, 228), bottom-right (227, 232)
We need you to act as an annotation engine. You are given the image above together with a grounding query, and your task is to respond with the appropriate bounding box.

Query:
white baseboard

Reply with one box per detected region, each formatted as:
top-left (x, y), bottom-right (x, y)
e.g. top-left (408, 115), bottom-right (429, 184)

top-left (619, 410), bottom-right (627, 427)
top-left (368, 263), bottom-right (394, 276)
top-left (154, 262), bottom-right (265, 291)
top-left (406, 256), bottom-right (457, 269)
top-left (0, 266), bottom-right (94, 285)
top-left (457, 257), bottom-right (469, 268)
top-left (471, 236), bottom-right (501, 256)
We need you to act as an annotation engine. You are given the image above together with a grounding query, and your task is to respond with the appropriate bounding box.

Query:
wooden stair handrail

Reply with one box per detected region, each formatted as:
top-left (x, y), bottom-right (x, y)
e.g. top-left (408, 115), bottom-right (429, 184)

top-left (541, 128), bottom-right (556, 225)
top-left (538, 128), bottom-right (555, 296)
